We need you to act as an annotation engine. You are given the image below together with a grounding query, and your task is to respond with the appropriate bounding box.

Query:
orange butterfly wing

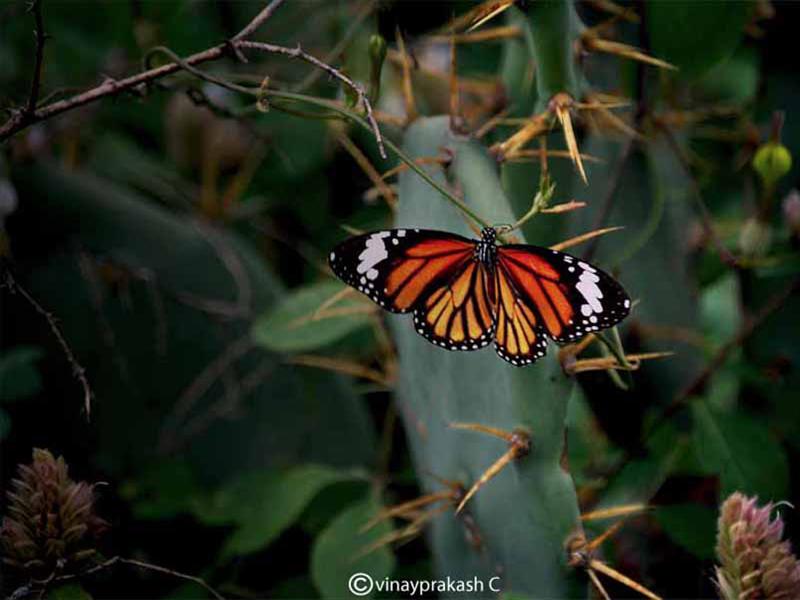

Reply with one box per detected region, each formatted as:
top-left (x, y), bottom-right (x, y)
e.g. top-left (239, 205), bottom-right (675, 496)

top-left (413, 260), bottom-right (495, 350)
top-left (492, 265), bottom-right (548, 366)
top-left (329, 229), bottom-right (474, 313)
top-left (497, 245), bottom-right (631, 344)
top-left (330, 230), bottom-right (631, 366)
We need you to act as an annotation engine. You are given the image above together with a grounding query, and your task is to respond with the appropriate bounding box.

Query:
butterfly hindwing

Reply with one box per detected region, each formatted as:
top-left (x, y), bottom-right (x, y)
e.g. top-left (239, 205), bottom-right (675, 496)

top-left (493, 265), bottom-right (548, 366)
top-left (413, 260), bottom-right (495, 351)
top-left (497, 245), bottom-right (631, 343)
top-left (328, 229), bottom-right (474, 314)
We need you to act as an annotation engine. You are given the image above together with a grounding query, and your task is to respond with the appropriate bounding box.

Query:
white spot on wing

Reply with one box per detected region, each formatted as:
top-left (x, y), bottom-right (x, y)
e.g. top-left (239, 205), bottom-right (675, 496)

top-left (576, 266), bottom-right (604, 316)
top-left (357, 231), bottom-right (391, 275)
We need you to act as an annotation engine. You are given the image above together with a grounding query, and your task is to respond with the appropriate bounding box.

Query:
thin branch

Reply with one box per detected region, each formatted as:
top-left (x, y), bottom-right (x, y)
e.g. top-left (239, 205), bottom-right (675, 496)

top-left (661, 126), bottom-right (738, 268)
top-left (645, 276), bottom-right (800, 436)
top-left (294, 0), bottom-right (375, 93)
top-left (121, 558), bottom-right (224, 599)
top-left (169, 335), bottom-right (254, 423)
top-left (26, 0), bottom-right (47, 117)
top-left (237, 40), bottom-right (386, 158)
top-left (44, 556), bottom-right (224, 600)
top-left (231, 0), bottom-right (285, 42)
top-left (0, 43), bottom-right (226, 141)
top-left (2, 268), bottom-right (93, 418)
top-left (192, 220), bottom-right (253, 319)
top-left (2, 0), bottom-right (382, 156)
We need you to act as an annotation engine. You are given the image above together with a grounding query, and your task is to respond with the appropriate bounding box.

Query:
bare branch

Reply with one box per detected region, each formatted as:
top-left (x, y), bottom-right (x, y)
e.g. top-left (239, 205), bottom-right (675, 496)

top-left (648, 276), bottom-right (800, 434)
top-left (0, 45), bottom-right (226, 142)
top-left (43, 556), bottom-right (224, 600)
top-left (661, 126), bottom-right (739, 268)
top-left (294, 0), bottom-right (375, 93)
top-left (231, 0), bottom-right (286, 42)
top-left (26, 0), bottom-right (47, 116)
top-left (3, 268), bottom-right (93, 418)
top-left (0, 0), bottom-right (282, 142)
top-left (237, 40), bottom-right (387, 158)
top-left (122, 557), bottom-right (224, 598)
top-left (1, 0), bottom-right (389, 160)
top-left (169, 335), bottom-right (254, 423)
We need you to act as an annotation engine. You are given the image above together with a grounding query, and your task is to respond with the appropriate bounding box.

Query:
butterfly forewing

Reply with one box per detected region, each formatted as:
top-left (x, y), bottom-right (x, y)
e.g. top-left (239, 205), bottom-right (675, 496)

top-left (328, 229), bottom-right (474, 314)
top-left (497, 245), bottom-right (631, 344)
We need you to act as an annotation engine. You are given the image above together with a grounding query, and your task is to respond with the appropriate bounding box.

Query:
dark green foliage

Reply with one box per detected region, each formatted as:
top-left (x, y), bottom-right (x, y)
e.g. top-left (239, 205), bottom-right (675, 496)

top-left (648, 0), bottom-right (755, 78)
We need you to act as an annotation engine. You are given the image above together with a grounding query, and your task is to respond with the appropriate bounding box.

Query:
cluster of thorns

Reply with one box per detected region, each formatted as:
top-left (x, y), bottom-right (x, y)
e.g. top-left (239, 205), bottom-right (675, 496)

top-left (302, 1), bottom-right (728, 598)
top-left (358, 421), bottom-right (661, 600)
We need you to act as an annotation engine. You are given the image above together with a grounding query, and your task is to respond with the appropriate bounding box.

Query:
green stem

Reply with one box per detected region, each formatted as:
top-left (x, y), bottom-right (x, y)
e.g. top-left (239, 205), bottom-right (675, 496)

top-left (526, 0), bottom-right (583, 110)
top-left (145, 45), bottom-right (490, 230)
top-left (261, 90), bottom-right (491, 229)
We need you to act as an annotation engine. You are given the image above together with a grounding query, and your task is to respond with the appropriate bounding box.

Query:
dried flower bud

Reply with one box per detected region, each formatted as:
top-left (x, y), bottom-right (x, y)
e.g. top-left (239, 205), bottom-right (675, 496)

top-left (782, 189), bottom-right (800, 235)
top-left (715, 492), bottom-right (800, 600)
top-left (1, 449), bottom-right (107, 577)
top-left (738, 217), bottom-right (772, 257)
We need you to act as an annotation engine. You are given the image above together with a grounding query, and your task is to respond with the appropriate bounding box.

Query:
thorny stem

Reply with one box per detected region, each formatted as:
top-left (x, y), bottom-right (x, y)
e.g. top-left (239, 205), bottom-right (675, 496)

top-left (26, 0), bottom-right (47, 117)
top-left (294, 0), bottom-right (375, 93)
top-left (230, 0), bottom-right (285, 42)
top-left (526, 0), bottom-right (582, 108)
top-left (28, 556), bottom-right (225, 600)
top-left (645, 276), bottom-right (800, 437)
top-left (0, 0), bottom-right (386, 160)
top-left (2, 268), bottom-right (93, 418)
top-left (599, 276), bottom-right (800, 500)
top-left (237, 40), bottom-right (386, 158)
top-left (2, 39), bottom-right (224, 142)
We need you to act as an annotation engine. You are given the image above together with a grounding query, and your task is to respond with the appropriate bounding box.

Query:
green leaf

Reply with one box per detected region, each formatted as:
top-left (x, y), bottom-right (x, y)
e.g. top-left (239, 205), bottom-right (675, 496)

top-left (252, 280), bottom-right (371, 353)
top-left (192, 465), bottom-right (358, 558)
top-left (13, 161), bottom-right (376, 481)
top-left (698, 48), bottom-right (759, 104)
top-left (691, 401), bottom-right (789, 500)
top-left (311, 495), bottom-right (395, 599)
top-left (300, 481), bottom-right (370, 536)
top-left (0, 346), bottom-right (44, 403)
top-left (270, 575), bottom-right (320, 599)
top-left (120, 460), bottom-right (202, 520)
top-left (47, 583), bottom-right (92, 600)
top-left (655, 504), bottom-right (717, 559)
top-left (648, 0), bottom-right (754, 78)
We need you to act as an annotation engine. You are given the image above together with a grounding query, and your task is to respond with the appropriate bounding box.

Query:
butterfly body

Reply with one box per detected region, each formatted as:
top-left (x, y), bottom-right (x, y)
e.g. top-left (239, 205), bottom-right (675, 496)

top-left (329, 227), bottom-right (630, 366)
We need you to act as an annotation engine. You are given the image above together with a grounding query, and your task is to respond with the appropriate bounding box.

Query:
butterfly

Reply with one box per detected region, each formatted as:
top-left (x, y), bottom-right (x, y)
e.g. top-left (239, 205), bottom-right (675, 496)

top-left (328, 227), bottom-right (631, 366)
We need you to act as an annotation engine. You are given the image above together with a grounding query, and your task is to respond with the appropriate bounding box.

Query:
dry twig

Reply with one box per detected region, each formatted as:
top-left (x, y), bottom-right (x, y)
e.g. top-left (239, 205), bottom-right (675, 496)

top-left (1, 0), bottom-right (386, 159)
top-left (2, 268), bottom-right (93, 417)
